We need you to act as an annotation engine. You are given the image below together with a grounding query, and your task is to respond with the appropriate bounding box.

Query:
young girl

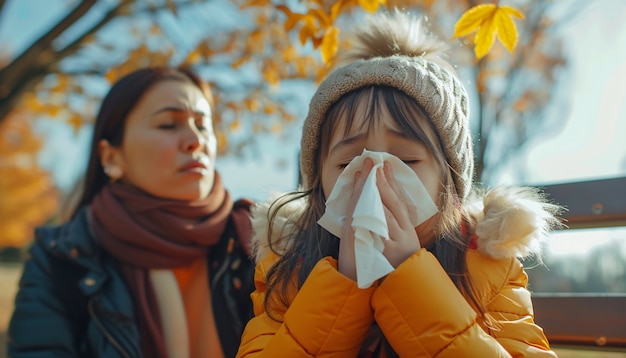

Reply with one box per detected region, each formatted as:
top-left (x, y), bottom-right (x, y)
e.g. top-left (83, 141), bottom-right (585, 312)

top-left (8, 67), bottom-right (254, 358)
top-left (237, 11), bottom-right (561, 357)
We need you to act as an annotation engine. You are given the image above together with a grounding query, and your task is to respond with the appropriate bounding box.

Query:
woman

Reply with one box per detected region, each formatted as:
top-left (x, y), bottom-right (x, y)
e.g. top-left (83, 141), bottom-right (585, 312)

top-left (237, 11), bottom-right (562, 357)
top-left (8, 66), bottom-right (254, 358)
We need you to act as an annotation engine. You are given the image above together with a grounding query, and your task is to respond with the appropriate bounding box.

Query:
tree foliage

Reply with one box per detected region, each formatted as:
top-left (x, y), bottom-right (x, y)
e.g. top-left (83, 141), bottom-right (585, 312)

top-left (0, 0), bottom-right (583, 247)
top-left (249, 0), bottom-right (583, 183)
top-left (0, 111), bottom-right (58, 248)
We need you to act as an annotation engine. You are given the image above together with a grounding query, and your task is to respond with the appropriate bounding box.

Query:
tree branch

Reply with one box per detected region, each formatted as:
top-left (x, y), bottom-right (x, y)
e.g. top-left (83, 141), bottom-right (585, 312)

top-left (0, 0), bottom-right (96, 94)
top-left (0, 0), bottom-right (7, 19)
top-left (0, 0), bottom-right (132, 123)
top-left (54, 0), bottom-right (132, 60)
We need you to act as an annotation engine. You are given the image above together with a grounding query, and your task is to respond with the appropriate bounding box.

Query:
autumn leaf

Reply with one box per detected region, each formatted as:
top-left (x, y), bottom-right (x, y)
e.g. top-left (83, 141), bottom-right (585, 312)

top-left (0, 112), bottom-right (58, 248)
top-left (104, 69), bottom-right (118, 84)
top-left (240, 0), bottom-right (271, 9)
top-left (299, 14), bottom-right (318, 46)
top-left (244, 98), bottom-right (261, 112)
top-left (359, 0), bottom-right (384, 13)
top-left (277, 5), bottom-right (304, 31)
top-left (67, 114), bottom-right (83, 134)
top-left (454, 4), bottom-right (524, 59)
top-left (232, 55), bottom-right (249, 69)
top-left (263, 104), bottom-right (275, 114)
top-left (184, 48), bottom-right (202, 65)
top-left (321, 26), bottom-right (339, 63)
top-left (473, 11), bottom-right (496, 59)
top-left (496, 7), bottom-right (523, 53)
top-left (453, 4), bottom-right (496, 38)
top-left (307, 8), bottom-right (330, 28)
top-left (230, 119), bottom-right (241, 131)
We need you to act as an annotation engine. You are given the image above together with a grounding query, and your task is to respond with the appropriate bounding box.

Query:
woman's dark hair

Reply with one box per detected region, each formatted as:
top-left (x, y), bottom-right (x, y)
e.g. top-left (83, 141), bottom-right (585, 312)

top-left (72, 66), bottom-right (212, 217)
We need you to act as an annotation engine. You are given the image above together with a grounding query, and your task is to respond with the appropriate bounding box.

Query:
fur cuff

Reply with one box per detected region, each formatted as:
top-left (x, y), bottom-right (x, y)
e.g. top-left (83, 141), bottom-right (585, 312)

top-left (250, 193), bottom-right (307, 263)
top-left (468, 187), bottom-right (563, 259)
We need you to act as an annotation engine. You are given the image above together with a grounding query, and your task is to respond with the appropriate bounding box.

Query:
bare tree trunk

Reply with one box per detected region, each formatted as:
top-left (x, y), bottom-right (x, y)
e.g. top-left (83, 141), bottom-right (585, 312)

top-left (0, 0), bottom-right (137, 123)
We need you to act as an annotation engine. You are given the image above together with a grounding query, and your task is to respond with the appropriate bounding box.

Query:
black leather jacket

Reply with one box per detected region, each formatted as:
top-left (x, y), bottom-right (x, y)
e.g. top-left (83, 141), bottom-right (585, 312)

top-left (7, 205), bottom-right (254, 358)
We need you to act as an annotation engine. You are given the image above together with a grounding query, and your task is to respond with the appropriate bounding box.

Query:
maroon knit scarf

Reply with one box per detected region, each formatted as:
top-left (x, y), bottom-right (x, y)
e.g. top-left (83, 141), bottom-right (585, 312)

top-left (91, 172), bottom-right (234, 357)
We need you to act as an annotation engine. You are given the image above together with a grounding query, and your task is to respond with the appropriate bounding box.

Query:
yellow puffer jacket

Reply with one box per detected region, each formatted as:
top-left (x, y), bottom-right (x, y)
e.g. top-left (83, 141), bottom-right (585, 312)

top-left (237, 187), bottom-right (560, 357)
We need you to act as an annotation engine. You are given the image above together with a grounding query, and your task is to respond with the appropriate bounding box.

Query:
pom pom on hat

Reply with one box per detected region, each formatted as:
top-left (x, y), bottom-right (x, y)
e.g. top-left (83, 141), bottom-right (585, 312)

top-left (299, 10), bottom-right (474, 199)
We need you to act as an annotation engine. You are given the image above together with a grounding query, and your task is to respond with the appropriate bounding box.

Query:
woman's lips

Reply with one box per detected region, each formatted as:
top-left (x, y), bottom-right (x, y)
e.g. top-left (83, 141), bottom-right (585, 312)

top-left (179, 160), bottom-right (208, 172)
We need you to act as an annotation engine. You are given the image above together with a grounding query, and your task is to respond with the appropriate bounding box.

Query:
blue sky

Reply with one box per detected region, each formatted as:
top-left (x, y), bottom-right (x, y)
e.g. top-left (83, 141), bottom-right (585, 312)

top-left (521, 0), bottom-right (626, 186)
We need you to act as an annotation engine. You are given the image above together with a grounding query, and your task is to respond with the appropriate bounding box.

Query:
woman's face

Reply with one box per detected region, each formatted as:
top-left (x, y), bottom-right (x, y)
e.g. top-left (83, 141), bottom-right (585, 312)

top-left (100, 79), bottom-right (217, 201)
top-left (320, 95), bottom-right (442, 246)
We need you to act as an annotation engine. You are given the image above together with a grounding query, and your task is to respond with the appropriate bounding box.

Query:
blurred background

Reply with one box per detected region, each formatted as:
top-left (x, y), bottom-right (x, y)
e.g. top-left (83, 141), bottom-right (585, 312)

top-left (1, 0), bottom-right (625, 357)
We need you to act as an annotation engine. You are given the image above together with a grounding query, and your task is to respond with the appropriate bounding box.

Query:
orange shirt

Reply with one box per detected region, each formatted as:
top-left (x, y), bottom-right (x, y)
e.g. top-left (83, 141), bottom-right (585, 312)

top-left (173, 258), bottom-right (224, 358)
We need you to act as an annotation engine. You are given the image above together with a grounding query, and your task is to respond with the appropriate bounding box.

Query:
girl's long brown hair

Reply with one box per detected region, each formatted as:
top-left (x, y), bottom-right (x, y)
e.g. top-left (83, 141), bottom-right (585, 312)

top-left (263, 86), bottom-right (487, 324)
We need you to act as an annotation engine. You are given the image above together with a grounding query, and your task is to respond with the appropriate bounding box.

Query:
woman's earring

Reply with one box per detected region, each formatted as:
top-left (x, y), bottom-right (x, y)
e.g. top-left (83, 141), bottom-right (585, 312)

top-left (104, 166), bottom-right (122, 182)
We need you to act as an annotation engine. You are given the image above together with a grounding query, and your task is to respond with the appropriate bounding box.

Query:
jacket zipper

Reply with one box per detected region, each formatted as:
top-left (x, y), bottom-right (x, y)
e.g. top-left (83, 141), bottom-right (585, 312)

top-left (88, 299), bottom-right (132, 358)
top-left (211, 247), bottom-right (232, 291)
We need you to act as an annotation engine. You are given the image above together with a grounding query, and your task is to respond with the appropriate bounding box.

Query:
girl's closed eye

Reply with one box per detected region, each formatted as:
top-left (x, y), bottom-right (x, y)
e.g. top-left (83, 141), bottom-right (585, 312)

top-left (158, 122), bottom-right (176, 129)
top-left (402, 159), bottom-right (421, 166)
top-left (337, 156), bottom-right (359, 169)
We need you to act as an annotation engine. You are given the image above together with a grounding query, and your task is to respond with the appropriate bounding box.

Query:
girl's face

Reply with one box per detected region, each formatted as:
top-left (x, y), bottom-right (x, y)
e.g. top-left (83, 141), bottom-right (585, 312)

top-left (100, 79), bottom-right (217, 201)
top-left (320, 93), bottom-right (443, 246)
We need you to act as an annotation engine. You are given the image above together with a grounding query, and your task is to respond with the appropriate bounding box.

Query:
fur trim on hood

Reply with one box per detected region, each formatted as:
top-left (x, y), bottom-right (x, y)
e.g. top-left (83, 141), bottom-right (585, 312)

top-left (250, 187), bottom-right (563, 264)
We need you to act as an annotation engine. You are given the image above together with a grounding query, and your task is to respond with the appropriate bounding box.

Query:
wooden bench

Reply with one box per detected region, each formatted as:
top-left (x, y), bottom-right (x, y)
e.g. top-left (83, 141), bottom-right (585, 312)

top-left (533, 177), bottom-right (626, 351)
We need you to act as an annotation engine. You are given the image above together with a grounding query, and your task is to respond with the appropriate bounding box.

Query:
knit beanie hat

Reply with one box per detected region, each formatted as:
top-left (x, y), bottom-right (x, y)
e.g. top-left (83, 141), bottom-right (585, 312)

top-left (299, 10), bottom-right (474, 199)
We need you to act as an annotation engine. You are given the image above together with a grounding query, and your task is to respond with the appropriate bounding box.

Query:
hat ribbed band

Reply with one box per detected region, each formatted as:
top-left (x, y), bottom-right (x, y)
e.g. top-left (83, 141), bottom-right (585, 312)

top-left (300, 55), bottom-right (474, 199)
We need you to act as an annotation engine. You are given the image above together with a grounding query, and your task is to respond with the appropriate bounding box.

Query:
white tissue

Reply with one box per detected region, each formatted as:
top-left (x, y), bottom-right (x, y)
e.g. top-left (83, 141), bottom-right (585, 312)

top-left (318, 149), bottom-right (438, 288)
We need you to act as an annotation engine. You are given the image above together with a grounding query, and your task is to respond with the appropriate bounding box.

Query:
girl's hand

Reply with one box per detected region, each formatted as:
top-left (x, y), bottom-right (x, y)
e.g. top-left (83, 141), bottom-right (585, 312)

top-left (377, 161), bottom-right (421, 268)
top-left (338, 158), bottom-right (374, 281)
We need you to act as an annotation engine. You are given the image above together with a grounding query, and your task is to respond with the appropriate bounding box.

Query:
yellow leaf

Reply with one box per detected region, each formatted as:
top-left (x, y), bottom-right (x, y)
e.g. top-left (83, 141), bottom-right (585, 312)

top-left (329, 1), bottom-right (344, 21)
top-left (232, 55), bottom-right (248, 69)
top-left (500, 6), bottom-right (524, 19)
top-left (46, 106), bottom-right (61, 117)
top-left (283, 113), bottom-right (295, 122)
top-left (263, 66), bottom-right (280, 87)
top-left (244, 98), bottom-right (261, 112)
top-left (494, 8), bottom-right (518, 53)
top-left (230, 119), bottom-right (241, 131)
top-left (185, 49), bottom-right (202, 64)
top-left (67, 114), bottom-right (83, 133)
top-left (307, 8), bottom-right (330, 27)
top-left (453, 4), bottom-right (496, 38)
top-left (256, 13), bottom-right (268, 26)
top-left (226, 102), bottom-right (239, 112)
top-left (216, 131), bottom-right (227, 152)
top-left (277, 5), bottom-right (304, 31)
top-left (282, 45), bottom-right (297, 62)
top-left (358, 0), bottom-right (383, 13)
top-left (263, 104), bottom-right (276, 114)
top-left (299, 15), bottom-right (317, 46)
top-left (321, 26), bottom-right (339, 64)
top-left (455, 5), bottom-right (524, 59)
top-left (474, 14), bottom-right (496, 59)
top-left (240, 0), bottom-right (270, 9)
